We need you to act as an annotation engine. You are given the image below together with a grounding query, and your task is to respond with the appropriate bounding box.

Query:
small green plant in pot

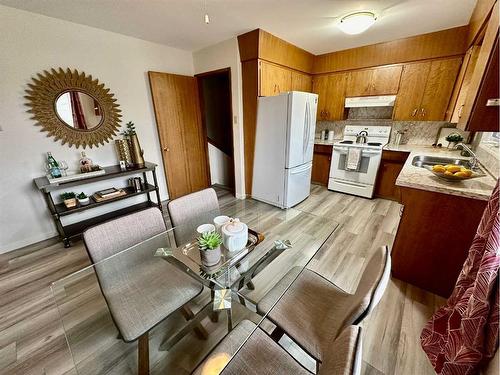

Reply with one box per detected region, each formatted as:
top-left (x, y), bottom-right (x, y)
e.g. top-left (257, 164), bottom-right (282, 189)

top-left (445, 133), bottom-right (464, 148)
top-left (61, 192), bottom-right (77, 209)
top-left (197, 231), bottom-right (222, 266)
top-left (77, 192), bottom-right (90, 206)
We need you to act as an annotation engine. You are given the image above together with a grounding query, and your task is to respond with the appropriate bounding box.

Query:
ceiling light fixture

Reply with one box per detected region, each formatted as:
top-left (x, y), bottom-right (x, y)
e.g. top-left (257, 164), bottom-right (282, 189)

top-left (337, 11), bottom-right (376, 35)
top-left (203, 0), bottom-right (210, 24)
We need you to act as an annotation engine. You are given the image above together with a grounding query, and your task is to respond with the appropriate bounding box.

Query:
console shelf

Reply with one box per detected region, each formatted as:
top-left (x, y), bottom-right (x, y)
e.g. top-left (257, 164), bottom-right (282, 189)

top-left (34, 162), bottom-right (162, 247)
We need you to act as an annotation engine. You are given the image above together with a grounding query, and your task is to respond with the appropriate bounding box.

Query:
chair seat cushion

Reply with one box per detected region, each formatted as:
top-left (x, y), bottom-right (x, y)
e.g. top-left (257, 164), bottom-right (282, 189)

top-left (257, 267), bottom-right (358, 360)
top-left (96, 255), bottom-right (203, 342)
top-left (216, 320), bottom-right (311, 375)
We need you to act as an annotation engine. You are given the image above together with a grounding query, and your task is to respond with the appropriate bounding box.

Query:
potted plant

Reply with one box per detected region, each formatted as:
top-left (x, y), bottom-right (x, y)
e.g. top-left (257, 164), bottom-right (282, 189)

top-left (197, 231), bottom-right (222, 267)
top-left (77, 192), bottom-right (90, 206)
top-left (445, 133), bottom-right (464, 148)
top-left (60, 192), bottom-right (77, 209)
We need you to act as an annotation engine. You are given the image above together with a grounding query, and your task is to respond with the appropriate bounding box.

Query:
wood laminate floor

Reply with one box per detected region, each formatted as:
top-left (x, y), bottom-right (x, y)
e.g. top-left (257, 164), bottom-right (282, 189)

top-left (0, 185), bottom-right (445, 375)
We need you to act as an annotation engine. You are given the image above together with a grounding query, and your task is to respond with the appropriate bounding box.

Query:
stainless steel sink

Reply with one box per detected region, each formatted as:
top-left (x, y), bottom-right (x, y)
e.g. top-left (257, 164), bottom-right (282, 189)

top-left (412, 155), bottom-right (479, 170)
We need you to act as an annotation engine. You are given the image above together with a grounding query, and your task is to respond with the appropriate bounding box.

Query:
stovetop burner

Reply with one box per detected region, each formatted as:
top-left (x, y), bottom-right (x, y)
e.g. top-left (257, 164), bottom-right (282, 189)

top-left (339, 140), bottom-right (353, 144)
top-left (367, 142), bottom-right (382, 146)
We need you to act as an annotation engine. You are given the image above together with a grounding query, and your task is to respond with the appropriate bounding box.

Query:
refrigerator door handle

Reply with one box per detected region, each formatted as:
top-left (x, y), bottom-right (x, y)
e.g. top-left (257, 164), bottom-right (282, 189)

top-left (303, 101), bottom-right (310, 157)
top-left (290, 163), bottom-right (312, 174)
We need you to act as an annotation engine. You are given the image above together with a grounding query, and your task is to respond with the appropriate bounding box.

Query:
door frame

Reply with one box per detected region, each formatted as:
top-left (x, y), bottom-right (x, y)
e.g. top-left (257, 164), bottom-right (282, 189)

top-left (195, 67), bottom-right (236, 191)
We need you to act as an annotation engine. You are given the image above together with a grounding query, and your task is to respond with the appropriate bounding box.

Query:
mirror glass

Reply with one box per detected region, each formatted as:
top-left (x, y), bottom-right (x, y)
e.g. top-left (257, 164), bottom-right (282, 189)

top-left (55, 91), bottom-right (103, 130)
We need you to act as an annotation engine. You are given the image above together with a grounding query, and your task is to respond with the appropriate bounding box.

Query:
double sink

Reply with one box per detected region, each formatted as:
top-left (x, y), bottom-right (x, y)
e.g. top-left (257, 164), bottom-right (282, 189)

top-left (411, 155), bottom-right (483, 172)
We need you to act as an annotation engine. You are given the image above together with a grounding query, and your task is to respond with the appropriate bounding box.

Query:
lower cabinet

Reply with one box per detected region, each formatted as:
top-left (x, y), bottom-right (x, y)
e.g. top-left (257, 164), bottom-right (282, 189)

top-left (374, 150), bottom-right (410, 202)
top-left (311, 144), bottom-right (332, 186)
top-left (391, 187), bottom-right (487, 297)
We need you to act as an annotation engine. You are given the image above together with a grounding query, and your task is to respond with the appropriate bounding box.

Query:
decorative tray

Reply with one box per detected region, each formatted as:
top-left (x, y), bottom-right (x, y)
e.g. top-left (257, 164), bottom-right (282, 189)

top-left (47, 168), bottom-right (105, 184)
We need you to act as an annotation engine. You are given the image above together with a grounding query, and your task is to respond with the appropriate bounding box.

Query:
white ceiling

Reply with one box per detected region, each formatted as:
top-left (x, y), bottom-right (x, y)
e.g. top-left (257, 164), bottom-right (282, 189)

top-left (0, 0), bottom-right (477, 54)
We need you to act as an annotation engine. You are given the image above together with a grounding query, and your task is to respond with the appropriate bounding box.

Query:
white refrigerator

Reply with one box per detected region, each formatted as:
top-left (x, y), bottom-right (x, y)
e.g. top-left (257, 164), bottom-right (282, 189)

top-left (252, 91), bottom-right (318, 209)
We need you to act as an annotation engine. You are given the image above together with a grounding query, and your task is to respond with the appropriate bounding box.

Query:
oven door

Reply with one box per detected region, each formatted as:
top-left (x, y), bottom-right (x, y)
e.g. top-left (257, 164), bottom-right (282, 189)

top-left (330, 145), bottom-right (382, 185)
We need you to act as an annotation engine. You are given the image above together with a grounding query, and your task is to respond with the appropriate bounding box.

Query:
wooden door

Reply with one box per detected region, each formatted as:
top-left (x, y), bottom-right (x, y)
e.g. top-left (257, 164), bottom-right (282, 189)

top-left (148, 72), bottom-right (210, 199)
top-left (311, 144), bottom-right (333, 186)
top-left (345, 69), bottom-right (373, 96)
top-left (393, 62), bottom-right (431, 120)
top-left (374, 150), bottom-right (410, 202)
top-left (370, 65), bottom-right (403, 95)
top-left (291, 70), bottom-right (312, 92)
top-left (448, 46), bottom-right (481, 122)
top-left (260, 61), bottom-right (292, 96)
top-left (312, 73), bottom-right (347, 120)
top-left (420, 57), bottom-right (462, 120)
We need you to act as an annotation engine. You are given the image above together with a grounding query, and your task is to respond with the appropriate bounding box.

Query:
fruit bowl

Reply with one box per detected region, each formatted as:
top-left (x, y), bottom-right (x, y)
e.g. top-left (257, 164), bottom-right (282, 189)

top-left (425, 165), bottom-right (486, 182)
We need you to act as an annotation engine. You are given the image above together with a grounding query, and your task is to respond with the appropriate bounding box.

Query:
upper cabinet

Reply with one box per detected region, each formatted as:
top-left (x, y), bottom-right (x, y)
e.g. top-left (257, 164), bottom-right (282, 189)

top-left (457, 1), bottom-right (499, 131)
top-left (291, 70), bottom-right (313, 92)
top-left (312, 73), bottom-right (348, 121)
top-left (393, 57), bottom-right (462, 121)
top-left (345, 65), bottom-right (402, 97)
top-left (259, 60), bottom-right (312, 96)
top-left (259, 61), bottom-right (292, 96)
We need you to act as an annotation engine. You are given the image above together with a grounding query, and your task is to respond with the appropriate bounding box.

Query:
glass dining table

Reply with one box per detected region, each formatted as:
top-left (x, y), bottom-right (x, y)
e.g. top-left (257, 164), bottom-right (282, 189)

top-left (51, 199), bottom-right (338, 375)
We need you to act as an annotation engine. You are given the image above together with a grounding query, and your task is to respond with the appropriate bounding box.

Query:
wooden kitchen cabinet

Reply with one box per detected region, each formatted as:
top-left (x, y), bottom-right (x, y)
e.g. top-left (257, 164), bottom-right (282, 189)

top-left (312, 73), bottom-right (347, 121)
top-left (392, 187), bottom-right (487, 297)
top-left (346, 65), bottom-right (402, 97)
top-left (259, 61), bottom-right (292, 96)
top-left (393, 57), bottom-right (462, 121)
top-left (291, 70), bottom-right (312, 92)
top-left (458, 2), bottom-right (499, 131)
top-left (374, 150), bottom-right (410, 202)
top-left (311, 144), bottom-right (332, 186)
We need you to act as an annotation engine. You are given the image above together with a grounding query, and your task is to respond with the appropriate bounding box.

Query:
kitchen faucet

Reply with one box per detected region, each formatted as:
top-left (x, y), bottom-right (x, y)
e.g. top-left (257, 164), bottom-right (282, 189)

top-left (455, 142), bottom-right (478, 169)
top-left (356, 130), bottom-right (368, 144)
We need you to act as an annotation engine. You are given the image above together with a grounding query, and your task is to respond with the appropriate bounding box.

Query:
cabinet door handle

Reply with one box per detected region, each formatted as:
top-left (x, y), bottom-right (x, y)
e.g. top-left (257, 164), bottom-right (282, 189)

top-left (486, 98), bottom-right (500, 106)
top-left (163, 147), bottom-right (170, 152)
top-left (411, 108), bottom-right (418, 117)
top-left (458, 104), bottom-right (464, 118)
top-left (420, 108), bottom-right (426, 117)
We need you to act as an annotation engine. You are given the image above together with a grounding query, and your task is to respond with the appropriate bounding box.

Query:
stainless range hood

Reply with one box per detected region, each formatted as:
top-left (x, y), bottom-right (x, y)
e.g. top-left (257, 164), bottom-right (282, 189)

top-left (345, 95), bottom-right (396, 108)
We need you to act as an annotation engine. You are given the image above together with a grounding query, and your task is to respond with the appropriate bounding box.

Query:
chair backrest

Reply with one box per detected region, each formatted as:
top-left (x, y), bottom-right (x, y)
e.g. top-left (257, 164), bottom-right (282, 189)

top-left (346, 246), bottom-right (391, 326)
top-left (167, 188), bottom-right (219, 244)
top-left (83, 207), bottom-right (166, 263)
top-left (320, 325), bottom-right (362, 375)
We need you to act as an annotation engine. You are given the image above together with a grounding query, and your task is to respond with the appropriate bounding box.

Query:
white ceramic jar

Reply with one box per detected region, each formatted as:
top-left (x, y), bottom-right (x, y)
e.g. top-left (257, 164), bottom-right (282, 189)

top-left (221, 218), bottom-right (248, 252)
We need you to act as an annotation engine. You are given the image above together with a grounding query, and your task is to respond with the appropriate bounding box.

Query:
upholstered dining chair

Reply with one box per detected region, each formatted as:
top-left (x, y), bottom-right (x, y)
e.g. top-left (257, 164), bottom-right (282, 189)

top-left (257, 246), bottom-right (390, 361)
top-left (167, 187), bottom-right (220, 245)
top-left (83, 207), bottom-right (206, 375)
top-left (194, 320), bottom-right (362, 375)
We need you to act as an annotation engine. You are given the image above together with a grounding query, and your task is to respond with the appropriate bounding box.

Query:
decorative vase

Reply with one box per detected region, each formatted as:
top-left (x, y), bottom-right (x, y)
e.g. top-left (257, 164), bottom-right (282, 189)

top-left (129, 134), bottom-right (145, 168)
top-left (64, 198), bottom-right (77, 209)
top-left (200, 246), bottom-right (221, 267)
top-left (77, 197), bottom-right (90, 206)
top-left (115, 139), bottom-right (133, 168)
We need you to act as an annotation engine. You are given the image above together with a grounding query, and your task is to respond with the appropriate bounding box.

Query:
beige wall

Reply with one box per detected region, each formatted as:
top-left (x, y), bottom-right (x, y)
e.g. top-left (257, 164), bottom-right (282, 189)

top-left (0, 5), bottom-right (194, 252)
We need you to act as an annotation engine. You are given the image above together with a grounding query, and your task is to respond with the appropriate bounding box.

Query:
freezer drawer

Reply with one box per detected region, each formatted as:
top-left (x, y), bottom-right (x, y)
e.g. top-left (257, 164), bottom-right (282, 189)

top-left (284, 162), bottom-right (312, 208)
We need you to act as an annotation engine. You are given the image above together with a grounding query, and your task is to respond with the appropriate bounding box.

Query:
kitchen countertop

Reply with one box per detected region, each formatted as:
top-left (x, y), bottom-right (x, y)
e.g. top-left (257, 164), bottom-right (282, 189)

top-left (384, 144), bottom-right (497, 201)
top-left (314, 138), bottom-right (341, 145)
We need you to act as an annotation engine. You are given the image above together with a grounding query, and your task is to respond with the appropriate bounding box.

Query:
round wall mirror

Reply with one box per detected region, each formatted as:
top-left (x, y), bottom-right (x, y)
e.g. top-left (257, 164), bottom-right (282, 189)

top-left (25, 68), bottom-right (122, 148)
top-left (55, 91), bottom-right (103, 130)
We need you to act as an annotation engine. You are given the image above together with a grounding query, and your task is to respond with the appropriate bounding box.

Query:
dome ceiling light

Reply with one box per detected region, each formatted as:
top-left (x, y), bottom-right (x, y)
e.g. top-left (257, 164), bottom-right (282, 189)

top-left (337, 11), bottom-right (377, 35)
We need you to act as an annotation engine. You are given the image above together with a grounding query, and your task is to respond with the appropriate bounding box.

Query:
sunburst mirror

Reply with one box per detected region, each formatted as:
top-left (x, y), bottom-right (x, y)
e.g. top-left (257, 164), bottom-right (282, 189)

top-left (25, 68), bottom-right (122, 148)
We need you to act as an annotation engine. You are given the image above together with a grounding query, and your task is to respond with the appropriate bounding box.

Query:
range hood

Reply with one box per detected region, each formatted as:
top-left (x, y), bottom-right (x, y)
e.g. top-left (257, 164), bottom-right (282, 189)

top-left (345, 95), bottom-right (396, 108)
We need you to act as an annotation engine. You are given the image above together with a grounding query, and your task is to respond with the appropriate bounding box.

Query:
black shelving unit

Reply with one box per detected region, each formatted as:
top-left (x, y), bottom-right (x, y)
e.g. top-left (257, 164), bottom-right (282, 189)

top-left (34, 162), bottom-right (162, 248)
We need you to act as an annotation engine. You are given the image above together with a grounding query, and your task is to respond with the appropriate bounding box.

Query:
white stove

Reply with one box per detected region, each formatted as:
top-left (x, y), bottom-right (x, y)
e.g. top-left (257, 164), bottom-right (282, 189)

top-left (328, 125), bottom-right (391, 198)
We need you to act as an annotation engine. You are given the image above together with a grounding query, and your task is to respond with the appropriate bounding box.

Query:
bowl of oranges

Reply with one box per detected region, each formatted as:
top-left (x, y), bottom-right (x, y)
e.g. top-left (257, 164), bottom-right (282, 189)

top-left (428, 164), bottom-right (484, 181)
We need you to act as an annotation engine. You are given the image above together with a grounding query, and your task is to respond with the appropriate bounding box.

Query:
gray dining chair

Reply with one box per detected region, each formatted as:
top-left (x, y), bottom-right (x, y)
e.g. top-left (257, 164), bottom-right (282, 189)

top-left (194, 320), bottom-right (362, 375)
top-left (167, 187), bottom-right (220, 245)
top-left (83, 207), bottom-right (206, 375)
top-left (257, 246), bottom-right (390, 361)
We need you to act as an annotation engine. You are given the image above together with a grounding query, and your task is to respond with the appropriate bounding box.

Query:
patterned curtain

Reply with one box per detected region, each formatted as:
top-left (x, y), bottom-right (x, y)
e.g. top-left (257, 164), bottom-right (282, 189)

top-left (421, 181), bottom-right (499, 374)
top-left (70, 92), bottom-right (88, 130)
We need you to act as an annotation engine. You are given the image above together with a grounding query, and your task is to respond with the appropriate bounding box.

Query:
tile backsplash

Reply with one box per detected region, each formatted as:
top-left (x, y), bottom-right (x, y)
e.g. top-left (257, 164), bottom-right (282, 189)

top-left (316, 120), bottom-right (458, 145)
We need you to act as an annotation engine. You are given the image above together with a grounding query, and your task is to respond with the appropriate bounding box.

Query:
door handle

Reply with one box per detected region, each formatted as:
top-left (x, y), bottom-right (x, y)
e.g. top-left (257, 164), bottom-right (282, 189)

top-left (420, 108), bottom-right (425, 117)
top-left (486, 99), bottom-right (500, 106)
top-left (411, 108), bottom-right (418, 117)
top-left (163, 147), bottom-right (170, 152)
